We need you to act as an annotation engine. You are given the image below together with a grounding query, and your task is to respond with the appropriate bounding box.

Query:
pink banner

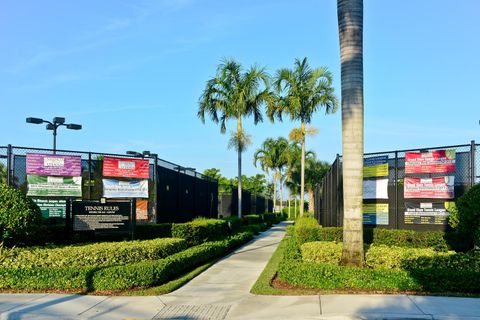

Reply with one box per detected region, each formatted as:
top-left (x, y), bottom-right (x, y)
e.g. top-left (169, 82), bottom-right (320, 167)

top-left (103, 156), bottom-right (150, 179)
top-left (26, 153), bottom-right (82, 177)
top-left (405, 150), bottom-right (456, 174)
top-left (404, 176), bottom-right (455, 199)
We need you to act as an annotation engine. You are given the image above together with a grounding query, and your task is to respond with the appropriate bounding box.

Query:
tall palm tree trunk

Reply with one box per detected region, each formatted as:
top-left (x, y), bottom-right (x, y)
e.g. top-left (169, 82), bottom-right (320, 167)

top-left (338, 0), bottom-right (364, 267)
top-left (279, 174), bottom-right (284, 214)
top-left (273, 173), bottom-right (277, 213)
top-left (300, 121), bottom-right (306, 217)
top-left (308, 188), bottom-right (314, 213)
top-left (237, 117), bottom-right (243, 218)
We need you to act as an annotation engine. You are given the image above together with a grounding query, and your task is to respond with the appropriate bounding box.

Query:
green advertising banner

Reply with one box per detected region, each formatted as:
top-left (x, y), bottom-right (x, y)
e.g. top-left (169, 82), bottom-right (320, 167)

top-left (27, 175), bottom-right (82, 197)
top-left (363, 203), bottom-right (389, 225)
top-left (32, 198), bottom-right (67, 218)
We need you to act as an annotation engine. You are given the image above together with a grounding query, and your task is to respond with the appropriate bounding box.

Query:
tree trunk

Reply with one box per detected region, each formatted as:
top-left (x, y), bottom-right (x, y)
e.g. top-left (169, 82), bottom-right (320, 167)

top-left (237, 117), bottom-right (243, 218)
top-left (288, 197), bottom-right (291, 219)
top-left (338, 0), bottom-right (364, 267)
top-left (273, 173), bottom-right (277, 214)
top-left (308, 188), bottom-right (314, 213)
top-left (294, 196), bottom-right (297, 218)
top-left (300, 121), bottom-right (306, 217)
top-left (279, 173), bottom-right (284, 214)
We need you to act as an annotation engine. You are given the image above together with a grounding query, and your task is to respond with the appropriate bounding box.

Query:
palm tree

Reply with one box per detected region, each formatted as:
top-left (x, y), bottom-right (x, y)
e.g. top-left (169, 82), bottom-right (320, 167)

top-left (199, 59), bottom-right (269, 217)
top-left (337, 0), bottom-right (365, 266)
top-left (253, 137), bottom-right (289, 213)
top-left (269, 57), bottom-right (338, 217)
top-left (304, 157), bottom-right (330, 213)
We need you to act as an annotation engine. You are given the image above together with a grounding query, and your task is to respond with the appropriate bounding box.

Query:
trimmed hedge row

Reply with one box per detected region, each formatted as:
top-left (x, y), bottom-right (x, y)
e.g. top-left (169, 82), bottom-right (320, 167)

top-left (294, 217), bottom-right (448, 251)
top-left (171, 218), bottom-right (229, 246)
top-left (0, 232), bottom-right (253, 291)
top-left (0, 238), bottom-right (187, 268)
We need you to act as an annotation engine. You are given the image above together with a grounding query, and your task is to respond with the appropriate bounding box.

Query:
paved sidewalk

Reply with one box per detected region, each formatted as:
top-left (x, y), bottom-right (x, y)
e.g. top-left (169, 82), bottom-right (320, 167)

top-left (1, 221), bottom-right (479, 319)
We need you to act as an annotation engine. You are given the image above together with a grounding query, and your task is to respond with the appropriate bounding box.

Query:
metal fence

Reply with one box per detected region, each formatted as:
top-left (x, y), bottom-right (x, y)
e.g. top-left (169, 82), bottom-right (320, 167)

top-left (315, 141), bottom-right (479, 231)
top-left (218, 188), bottom-right (273, 217)
top-left (0, 145), bottom-right (218, 223)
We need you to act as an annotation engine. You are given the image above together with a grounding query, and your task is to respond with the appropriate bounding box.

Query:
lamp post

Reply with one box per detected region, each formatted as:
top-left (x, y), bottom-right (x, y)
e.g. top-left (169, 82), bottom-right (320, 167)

top-left (26, 117), bottom-right (82, 153)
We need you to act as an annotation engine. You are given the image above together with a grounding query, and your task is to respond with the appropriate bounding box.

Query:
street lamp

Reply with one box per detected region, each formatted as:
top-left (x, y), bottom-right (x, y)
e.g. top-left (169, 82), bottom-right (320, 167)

top-left (126, 150), bottom-right (158, 158)
top-left (26, 117), bottom-right (82, 153)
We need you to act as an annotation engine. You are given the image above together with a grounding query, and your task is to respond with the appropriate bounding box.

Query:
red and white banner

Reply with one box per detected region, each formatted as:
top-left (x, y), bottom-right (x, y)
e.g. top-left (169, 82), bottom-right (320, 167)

top-left (404, 176), bottom-right (455, 199)
top-left (405, 150), bottom-right (456, 174)
top-left (102, 156), bottom-right (150, 179)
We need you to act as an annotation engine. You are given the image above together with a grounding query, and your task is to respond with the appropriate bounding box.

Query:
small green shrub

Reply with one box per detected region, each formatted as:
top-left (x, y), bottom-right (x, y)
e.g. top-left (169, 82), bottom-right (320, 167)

top-left (294, 216), bottom-right (322, 244)
top-left (450, 184), bottom-right (480, 247)
top-left (0, 238), bottom-right (187, 268)
top-left (135, 223), bottom-right (172, 239)
top-left (222, 216), bottom-right (243, 233)
top-left (243, 215), bottom-right (262, 225)
top-left (171, 218), bottom-right (229, 246)
top-left (262, 213), bottom-right (278, 225)
top-left (300, 241), bottom-right (342, 265)
top-left (365, 245), bottom-right (452, 269)
top-left (371, 229), bottom-right (448, 252)
top-left (0, 184), bottom-right (42, 246)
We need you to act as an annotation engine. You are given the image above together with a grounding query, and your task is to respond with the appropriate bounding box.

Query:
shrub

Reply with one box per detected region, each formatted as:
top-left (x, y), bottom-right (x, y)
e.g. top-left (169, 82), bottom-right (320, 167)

top-left (0, 184), bottom-right (42, 246)
top-left (243, 215), bottom-right (262, 225)
top-left (0, 238), bottom-right (187, 268)
top-left (171, 218), bottom-right (229, 246)
top-left (222, 216), bottom-right (243, 233)
top-left (263, 213), bottom-right (278, 225)
top-left (365, 245), bottom-right (452, 269)
top-left (294, 216), bottom-right (322, 244)
top-left (300, 241), bottom-right (342, 265)
top-left (449, 184), bottom-right (480, 247)
top-left (135, 223), bottom-right (172, 239)
top-left (0, 232), bottom-right (253, 290)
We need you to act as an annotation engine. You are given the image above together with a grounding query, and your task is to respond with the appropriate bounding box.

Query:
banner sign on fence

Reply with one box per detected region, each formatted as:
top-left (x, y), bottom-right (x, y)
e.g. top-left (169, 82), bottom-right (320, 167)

top-left (102, 179), bottom-right (148, 198)
top-left (363, 178), bottom-right (389, 199)
top-left (405, 150), bottom-right (456, 174)
top-left (136, 199), bottom-right (149, 220)
top-left (103, 156), bottom-right (150, 179)
top-left (404, 176), bottom-right (455, 199)
top-left (363, 156), bottom-right (389, 178)
top-left (32, 198), bottom-right (67, 218)
top-left (363, 203), bottom-right (389, 225)
top-left (404, 201), bottom-right (453, 225)
top-left (71, 200), bottom-right (132, 234)
top-left (26, 153), bottom-right (82, 177)
top-left (27, 175), bottom-right (82, 197)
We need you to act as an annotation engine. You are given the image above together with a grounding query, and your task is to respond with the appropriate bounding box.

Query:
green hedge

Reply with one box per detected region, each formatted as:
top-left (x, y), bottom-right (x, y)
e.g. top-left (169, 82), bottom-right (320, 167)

top-left (0, 238), bottom-right (187, 268)
top-left (294, 217), bottom-right (448, 251)
top-left (301, 241), bottom-right (342, 265)
top-left (171, 218), bottom-right (229, 246)
top-left (243, 215), bottom-right (263, 225)
top-left (135, 223), bottom-right (172, 239)
top-left (222, 216), bottom-right (243, 233)
top-left (278, 237), bottom-right (480, 293)
top-left (0, 232), bottom-right (253, 291)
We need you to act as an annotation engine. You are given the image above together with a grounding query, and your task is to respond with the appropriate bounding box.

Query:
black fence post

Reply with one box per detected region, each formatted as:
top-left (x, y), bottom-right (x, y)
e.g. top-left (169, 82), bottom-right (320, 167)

top-left (153, 154), bottom-right (158, 223)
top-left (88, 152), bottom-right (92, 200)
top-left (394, 151), bottom-right (399, 229)
top-left (6, 144), bottom-right (12, 187)
top-left (471, 140), bottom-right (476, 187)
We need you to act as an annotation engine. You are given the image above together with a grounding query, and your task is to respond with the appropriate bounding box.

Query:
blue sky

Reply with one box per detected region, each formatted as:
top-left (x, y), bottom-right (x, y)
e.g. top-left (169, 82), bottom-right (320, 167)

top-left (1, 0), bottom-right (479, 179)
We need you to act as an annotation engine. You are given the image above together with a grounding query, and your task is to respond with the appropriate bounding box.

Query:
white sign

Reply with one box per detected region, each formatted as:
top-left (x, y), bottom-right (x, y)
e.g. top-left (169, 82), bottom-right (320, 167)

top-left (363, 178), bottom-right (388, 199)
top-left (103, 179), bottom-right (148, 198)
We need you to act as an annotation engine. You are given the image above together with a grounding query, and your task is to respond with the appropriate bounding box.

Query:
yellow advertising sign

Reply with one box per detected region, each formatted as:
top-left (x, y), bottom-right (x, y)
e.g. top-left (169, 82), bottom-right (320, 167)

top-left (363, 203), bottom-right (389, 214)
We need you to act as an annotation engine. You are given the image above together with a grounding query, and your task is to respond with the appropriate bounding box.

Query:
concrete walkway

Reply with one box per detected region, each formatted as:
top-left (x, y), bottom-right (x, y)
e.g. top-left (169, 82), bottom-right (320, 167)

top-left (1, 221), bottom-right (479, 319)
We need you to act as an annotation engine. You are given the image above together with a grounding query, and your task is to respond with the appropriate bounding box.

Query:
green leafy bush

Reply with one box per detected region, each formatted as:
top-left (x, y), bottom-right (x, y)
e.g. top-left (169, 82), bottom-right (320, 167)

top-left (365, 245), bottom-right (453, 269)
top-left (243, 215), bottom-right (262, 225)
top-left (0, 238), bottom-right (187, 268)
top-left (262, 213), bottom-right (279, 225)
top-left (0, 184), bottom-right (42, 246)
top-left (171, 218), bottom-right (229, 246)
top-left (300, 241), bottom-right (342, 265)
top-left (135, 223), bottom-right (172, 239)
top-left (449, 184), bottom-right (480, 247)
top-left (0, 232), bottom-right (253, 290)
top-left (294, 216), bottom-right (323, 244)
top-left (222, 216), bottom-right (243, 233)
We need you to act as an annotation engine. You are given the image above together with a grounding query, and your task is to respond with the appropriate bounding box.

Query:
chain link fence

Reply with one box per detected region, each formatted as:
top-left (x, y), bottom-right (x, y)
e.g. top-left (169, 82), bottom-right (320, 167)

top-left (315, 141), bottom-right (479, 231)
top-left (1, 145), bottom-right (218, 223)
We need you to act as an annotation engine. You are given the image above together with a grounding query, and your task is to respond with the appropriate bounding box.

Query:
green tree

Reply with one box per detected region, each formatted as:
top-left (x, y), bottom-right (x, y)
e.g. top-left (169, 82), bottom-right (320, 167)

top-left (202, 168), bottom-right (233, 193)
top-left (253, 137), bottom-right (289, 212)
top-left (338, 0), bottom-right (365, 266)
top-left (268, 57), bottom-right (338, 217)
top-left (199, 59), bottom-right (269, 217)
